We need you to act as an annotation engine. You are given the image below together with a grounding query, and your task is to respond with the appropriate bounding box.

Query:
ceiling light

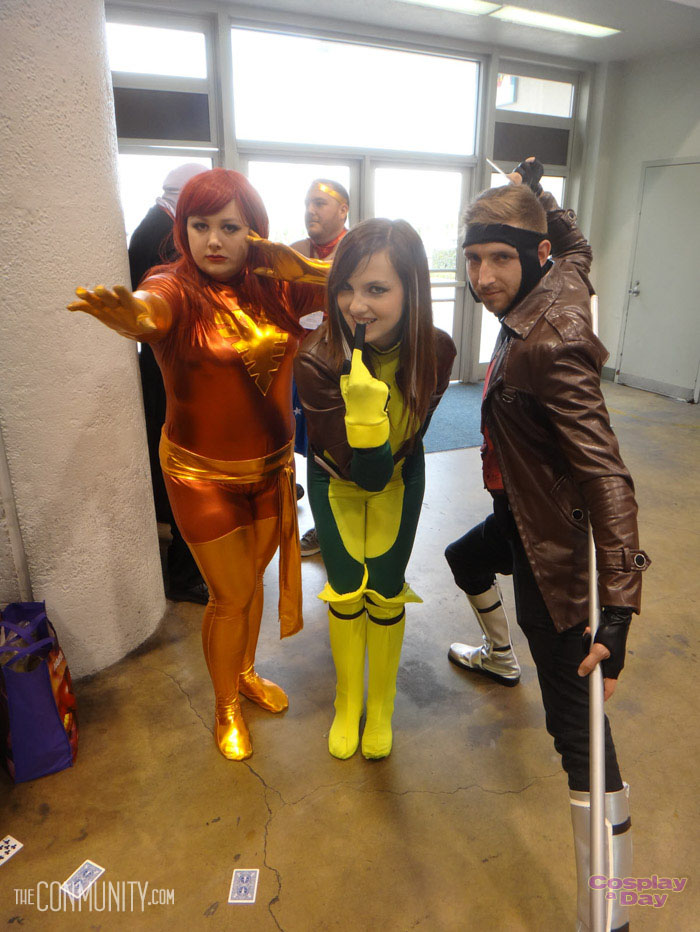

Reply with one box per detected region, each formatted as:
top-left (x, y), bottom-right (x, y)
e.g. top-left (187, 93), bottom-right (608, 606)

top-left (397, 0), bottom-right (501, 15)
top-left (490, 6), bottom-right (620, 37)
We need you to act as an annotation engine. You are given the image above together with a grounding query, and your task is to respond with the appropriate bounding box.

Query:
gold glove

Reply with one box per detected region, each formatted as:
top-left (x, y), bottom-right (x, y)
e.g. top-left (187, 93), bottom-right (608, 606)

top-left (247, 231), bottom-right (330, 286)
top-left (67, 285), bottom-right (171, 342)
top-left (340, 325), bottom-right (390, 449)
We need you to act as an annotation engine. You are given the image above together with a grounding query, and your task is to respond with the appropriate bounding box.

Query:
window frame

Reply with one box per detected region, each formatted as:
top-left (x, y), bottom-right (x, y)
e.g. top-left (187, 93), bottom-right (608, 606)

top-left (106, 8), bottom-right (220, 153)
top-left (106, 2), bottom-right (595, 385)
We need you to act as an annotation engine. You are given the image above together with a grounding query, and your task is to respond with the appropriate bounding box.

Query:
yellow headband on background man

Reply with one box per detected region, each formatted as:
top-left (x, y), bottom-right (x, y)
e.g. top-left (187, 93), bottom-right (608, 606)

top-left (310, 182), bottom-right (348, 206)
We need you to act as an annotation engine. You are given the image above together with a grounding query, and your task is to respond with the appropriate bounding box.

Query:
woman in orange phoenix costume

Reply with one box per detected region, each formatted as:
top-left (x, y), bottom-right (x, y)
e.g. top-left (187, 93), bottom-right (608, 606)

top-left (68, 169), bottom-right (327, 760)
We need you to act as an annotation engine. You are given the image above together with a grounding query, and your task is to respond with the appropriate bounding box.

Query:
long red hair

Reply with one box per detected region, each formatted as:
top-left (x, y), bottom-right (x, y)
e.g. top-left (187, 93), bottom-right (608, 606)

top-left (147, 168), bottom-right (303, 349)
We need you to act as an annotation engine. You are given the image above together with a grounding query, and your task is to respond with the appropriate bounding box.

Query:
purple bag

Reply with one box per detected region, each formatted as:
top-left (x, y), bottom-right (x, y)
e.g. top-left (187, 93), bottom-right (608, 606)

top-left (0, 602), bottom-right (78, 783)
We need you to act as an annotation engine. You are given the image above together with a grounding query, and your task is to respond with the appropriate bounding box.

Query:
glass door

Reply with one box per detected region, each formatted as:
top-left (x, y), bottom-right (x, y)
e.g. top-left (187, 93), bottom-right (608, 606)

top-left (245, 159), bottom-right (355, 244)
top-left (477, 173), bottom-right (567, 370)
top-left (373, 166), bottom-right (467, 375)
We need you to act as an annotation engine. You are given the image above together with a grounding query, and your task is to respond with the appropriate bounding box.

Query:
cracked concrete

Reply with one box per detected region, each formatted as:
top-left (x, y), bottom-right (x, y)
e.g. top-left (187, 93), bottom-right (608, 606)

top-left (1, 383), bottom-right (697, 930)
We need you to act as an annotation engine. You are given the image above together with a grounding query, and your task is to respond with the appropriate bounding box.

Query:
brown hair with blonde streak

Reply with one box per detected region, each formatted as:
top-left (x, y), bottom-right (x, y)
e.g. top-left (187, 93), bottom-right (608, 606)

top-left (325, 218), bottom-right (437, 442)
top-left (463, 184), bottom-right (547, 235)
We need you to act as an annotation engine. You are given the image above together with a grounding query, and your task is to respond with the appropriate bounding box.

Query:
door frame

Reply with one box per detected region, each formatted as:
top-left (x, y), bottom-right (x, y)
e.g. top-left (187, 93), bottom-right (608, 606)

top-left (616, 156), bottom-right (700, 402)
top-left (367, 158), bottom-right (475, 380)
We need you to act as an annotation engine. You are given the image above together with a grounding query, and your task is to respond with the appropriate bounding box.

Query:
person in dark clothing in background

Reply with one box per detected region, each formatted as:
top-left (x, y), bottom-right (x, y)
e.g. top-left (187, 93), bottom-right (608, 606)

top-left (128, 162), bottom-right (208, 603)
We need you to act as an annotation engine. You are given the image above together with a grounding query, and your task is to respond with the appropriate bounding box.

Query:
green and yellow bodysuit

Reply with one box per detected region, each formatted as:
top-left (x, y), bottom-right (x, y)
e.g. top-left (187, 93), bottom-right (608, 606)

top-left (294, 325), bottom-right (455, 760)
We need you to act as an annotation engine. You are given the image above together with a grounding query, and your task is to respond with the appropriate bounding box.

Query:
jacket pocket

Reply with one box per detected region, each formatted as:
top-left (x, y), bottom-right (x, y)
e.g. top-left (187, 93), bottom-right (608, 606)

top-left (549, 474), bottom-right (588, 532)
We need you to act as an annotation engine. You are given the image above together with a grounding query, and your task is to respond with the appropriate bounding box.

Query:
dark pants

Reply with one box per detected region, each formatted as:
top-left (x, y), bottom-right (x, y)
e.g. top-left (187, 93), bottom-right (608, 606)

top-left (139, 345), bottom-right (203, 591)
top-left (445, 497), bottom-right (622, 793)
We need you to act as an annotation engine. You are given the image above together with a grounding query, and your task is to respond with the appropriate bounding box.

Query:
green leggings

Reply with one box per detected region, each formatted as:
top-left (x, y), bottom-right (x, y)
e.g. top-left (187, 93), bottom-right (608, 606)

top-left (308, 445), bottom-right (425, 601)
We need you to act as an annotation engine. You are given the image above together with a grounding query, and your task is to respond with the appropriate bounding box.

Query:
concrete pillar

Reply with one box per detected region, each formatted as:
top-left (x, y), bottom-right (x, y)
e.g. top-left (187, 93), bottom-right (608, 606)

top-left (0, 0), bottom-right (165, 674)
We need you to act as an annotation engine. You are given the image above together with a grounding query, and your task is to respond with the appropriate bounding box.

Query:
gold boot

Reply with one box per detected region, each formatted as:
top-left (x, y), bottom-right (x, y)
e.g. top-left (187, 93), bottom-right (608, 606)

top-left (239, 566), bottom-right (289, 713)
top-left (215, 697), bottom-right (252, 761)
top-left (239, 669), bottom-right (289, 713)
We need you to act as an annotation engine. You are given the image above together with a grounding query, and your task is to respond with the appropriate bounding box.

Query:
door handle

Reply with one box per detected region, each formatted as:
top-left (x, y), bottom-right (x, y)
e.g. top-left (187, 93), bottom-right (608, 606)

top-left (628, 281), bottom-right (640, 296)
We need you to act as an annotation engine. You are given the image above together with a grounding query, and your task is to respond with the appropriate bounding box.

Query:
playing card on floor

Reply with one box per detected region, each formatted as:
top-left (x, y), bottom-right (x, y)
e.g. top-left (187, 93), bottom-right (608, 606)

top-left (62, 859), bottom-right (105, 900)
top-left (228, 868), bottom-right (259, 904)
top-left (0, 836), bottom-right (23, 866)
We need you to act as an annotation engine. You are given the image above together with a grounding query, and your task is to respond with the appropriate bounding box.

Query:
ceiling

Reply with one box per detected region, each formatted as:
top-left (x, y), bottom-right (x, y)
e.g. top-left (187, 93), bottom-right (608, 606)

top-left (233, 0), bottom-right (700, 64)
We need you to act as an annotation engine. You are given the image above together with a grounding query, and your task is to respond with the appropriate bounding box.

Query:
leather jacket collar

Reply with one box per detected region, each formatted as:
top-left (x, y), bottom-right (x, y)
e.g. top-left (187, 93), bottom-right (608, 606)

top-left (500, 260), bottom-right (559, 341)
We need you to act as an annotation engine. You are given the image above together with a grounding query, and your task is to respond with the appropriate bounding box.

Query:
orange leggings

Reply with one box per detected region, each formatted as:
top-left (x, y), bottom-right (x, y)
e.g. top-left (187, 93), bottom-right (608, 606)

top-left (164, 473), bottom-right (281, 701)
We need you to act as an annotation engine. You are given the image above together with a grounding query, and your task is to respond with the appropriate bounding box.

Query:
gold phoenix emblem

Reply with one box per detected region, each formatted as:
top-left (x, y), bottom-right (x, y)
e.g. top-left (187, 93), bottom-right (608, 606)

top-left (214, 306), bottom-right (288, 396)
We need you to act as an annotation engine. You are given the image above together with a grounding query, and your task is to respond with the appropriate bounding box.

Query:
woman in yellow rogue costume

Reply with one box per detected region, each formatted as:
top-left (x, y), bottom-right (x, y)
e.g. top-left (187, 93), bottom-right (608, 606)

top-left (294, 219), bottom-right (456, 759)
top-left (68, 169), bottom-right (328, 761)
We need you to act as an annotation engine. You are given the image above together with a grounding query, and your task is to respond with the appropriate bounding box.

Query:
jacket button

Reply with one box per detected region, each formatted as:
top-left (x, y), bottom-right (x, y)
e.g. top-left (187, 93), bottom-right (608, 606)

top-left (572, 508), bottom-right (584, 520)
top-left (634, 553), bottom-right (646, 567)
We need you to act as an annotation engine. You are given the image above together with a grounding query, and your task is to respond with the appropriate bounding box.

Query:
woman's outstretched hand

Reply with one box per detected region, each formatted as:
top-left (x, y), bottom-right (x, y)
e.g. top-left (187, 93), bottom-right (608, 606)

top-left (67, 285), bottom-right (171, 341)
top-left (247, 231), bottom-right (331, 285)
top-left (340, 324), bottom-right (391, 449)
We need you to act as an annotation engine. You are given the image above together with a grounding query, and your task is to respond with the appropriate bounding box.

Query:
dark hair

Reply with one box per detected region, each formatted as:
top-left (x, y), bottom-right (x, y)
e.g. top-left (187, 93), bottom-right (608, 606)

top-left (309, 178), bottom-right (350, 206)
top-left (326, 218), bottom-right (437, 437)
top-left (463, 184), bottom-right (547, 235)
top-left (147, 169), bottom-right (302, 351)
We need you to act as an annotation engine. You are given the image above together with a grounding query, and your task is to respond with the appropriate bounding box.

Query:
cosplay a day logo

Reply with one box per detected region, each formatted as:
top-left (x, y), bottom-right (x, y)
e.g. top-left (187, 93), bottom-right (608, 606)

top-left (589, 874), bottom-right (687, 909)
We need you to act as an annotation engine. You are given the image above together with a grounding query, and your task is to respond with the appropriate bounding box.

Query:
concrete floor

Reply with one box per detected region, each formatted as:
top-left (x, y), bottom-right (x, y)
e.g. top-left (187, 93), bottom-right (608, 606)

top-left (1, 382), bottom-right (698, 930)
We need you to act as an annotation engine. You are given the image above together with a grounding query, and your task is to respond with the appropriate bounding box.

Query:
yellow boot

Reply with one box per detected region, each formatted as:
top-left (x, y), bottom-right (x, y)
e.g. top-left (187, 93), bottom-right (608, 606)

top-left (327, 602), bottom-right (367, 759)
top-left (362, 616), bottom-right (405, 759)
top-left (319, 572), bottom-right (369, 760)
top-left (361, 584), bottom-right (420, 759)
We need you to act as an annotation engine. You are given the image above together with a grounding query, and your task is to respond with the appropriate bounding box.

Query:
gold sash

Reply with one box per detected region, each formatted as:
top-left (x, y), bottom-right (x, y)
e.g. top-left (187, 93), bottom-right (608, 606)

top-left (159, 432), bottom-right (302, 638)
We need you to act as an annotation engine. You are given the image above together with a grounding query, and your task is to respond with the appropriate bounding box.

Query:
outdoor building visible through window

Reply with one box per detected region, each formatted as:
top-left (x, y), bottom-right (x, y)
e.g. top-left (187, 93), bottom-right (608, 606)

top-left (496, 73), bottom-right (573, 118)
top-left (231, 29), bottom-right (479, 156)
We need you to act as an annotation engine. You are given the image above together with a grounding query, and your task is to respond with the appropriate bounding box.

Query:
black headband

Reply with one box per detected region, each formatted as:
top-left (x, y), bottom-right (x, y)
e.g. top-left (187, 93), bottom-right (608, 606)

top-left (463, 222), bottom-right (546, 251)
top-left (463, 222), bottom-right (551, 314)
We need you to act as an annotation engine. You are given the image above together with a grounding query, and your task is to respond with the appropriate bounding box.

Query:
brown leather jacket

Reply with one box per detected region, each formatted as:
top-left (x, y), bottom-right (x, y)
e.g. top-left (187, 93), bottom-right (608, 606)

top-left (294, 325), bottom-right (456, 479)
top-left (485, 194), bottom-right (650, 632)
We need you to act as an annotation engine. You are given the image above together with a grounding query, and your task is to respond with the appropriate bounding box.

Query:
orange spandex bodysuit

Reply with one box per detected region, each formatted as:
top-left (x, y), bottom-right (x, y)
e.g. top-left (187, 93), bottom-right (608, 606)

top-left (140, 271), bottom-right (320, 760)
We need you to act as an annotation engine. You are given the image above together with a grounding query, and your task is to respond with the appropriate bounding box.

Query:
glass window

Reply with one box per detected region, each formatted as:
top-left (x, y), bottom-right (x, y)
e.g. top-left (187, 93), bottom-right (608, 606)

top-left (479, 308), bottom-right (501, 363)
top-left (232, 30), bottom-right (479, 156)
top-left (117, 154), bottom-right (213, 240)
top-left (496, 73), bottom-right (573, 118)
top-left (493, 122), bottom-right (570, 166)
top-left (478, 172), bottom-right (565, 362)
top-left (490, 172), bottom-right (565, 203)
top-left (246, 162), bottom-right (352, 244)
top-left (374, 167), bottom-right (463, 336)
top-left (113, 88), bottom-right (210, 141)
top-left (106, 22), bottom-right (207, 79)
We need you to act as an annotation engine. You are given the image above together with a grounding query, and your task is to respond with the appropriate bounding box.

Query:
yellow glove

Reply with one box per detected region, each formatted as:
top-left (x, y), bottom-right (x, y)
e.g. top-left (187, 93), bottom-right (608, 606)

top-left (247, 231), bottom-right (331, 286)
top-left (67, 285), bottom-right (171, 342)
top-left (339, 324), bottom-right (390, 449)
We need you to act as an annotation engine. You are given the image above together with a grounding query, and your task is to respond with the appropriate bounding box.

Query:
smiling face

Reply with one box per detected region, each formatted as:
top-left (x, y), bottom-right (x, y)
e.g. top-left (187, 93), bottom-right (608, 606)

top-left (304, 188), bottom-right (348, 246)
top-left (186, 198), bottom-right (250, 281)
top-left (336, 249), bottom-right (405, 350)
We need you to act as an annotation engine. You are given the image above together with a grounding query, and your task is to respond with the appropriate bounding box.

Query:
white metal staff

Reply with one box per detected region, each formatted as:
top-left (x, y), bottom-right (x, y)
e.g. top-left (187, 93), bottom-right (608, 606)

top-left (588, 294), bottom-right (607, 932)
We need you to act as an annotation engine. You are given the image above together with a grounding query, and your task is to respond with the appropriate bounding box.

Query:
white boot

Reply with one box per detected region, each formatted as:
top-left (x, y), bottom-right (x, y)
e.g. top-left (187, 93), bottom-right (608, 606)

top-left (448, 583), bottom-right (520, 686)
top-left (570, 783), bottom-right (633, 931)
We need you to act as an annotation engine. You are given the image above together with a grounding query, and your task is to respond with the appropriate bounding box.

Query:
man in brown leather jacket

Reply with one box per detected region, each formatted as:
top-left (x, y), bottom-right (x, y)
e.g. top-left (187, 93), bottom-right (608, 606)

top-left (444, 159), bottom-right (649, 932)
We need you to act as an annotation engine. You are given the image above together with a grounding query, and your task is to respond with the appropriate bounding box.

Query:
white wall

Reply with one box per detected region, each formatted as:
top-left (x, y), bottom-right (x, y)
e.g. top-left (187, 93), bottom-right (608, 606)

top-left (0, 0), bottom-right (165, 674)
top-left (588, 47), bottom-right (700, 362)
